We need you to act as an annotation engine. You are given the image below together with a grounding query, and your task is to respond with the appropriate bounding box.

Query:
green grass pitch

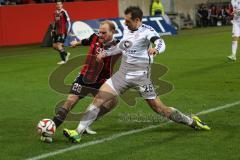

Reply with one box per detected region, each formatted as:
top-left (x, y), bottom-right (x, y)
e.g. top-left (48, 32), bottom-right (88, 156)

top-left (0, 26), bottom-right (240, 160)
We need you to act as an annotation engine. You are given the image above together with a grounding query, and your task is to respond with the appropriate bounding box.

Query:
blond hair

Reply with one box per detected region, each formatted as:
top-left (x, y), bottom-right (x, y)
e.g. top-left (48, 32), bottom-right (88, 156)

top-left (100, 20), bottom-right (116, 31)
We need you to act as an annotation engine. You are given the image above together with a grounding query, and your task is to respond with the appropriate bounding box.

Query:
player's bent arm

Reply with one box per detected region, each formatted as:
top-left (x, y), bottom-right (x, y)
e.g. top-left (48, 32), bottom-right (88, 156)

top-left (105, 44), bottom-right (122, 57)
top-left (96, 44), bottom-right (122, 62)
top-left (154, 38), bottom-right (166, 54)
top-left (70, 33), bottom-right (96, 47)
top-left (149, 36), bottom-right (166, 55)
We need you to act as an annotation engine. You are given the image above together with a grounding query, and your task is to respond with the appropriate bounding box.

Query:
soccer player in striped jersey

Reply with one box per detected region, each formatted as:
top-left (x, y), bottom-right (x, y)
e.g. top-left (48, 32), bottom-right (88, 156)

top-left (52, 0), bottom-right (71, 65)
top-left (41, 21), bottom-right (121, 143)
top-left (228, 0), bottom-right (240, 61)
top-left (63, 6), bottom-right (210, 143)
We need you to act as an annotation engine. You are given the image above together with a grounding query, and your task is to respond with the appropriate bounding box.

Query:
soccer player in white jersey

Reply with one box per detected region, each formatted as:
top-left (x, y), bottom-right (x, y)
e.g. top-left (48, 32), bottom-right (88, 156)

top-left (228, 0), bottom-right (240, 61)
top-left (63, 6), bottom-right (210, 143)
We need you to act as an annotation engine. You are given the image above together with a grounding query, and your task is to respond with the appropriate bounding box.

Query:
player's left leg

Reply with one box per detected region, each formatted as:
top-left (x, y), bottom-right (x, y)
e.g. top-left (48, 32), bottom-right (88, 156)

top-left (76, 83), bottom-right (117, 134)
top-left (56, 42), bottom-right (70, 64)
top-left (228, 22), bottom-right (239, 61)
top-left (146, 97), bottom-right (210, 130)
top-left (63, 97), bottom-right (118, 142)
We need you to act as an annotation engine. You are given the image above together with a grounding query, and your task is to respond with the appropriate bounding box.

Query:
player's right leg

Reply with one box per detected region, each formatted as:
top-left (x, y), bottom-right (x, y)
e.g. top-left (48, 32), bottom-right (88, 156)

top-left (228, 22), bottom-right (239, 61)
top-left (63, 82), bottom-right (118, 143)
top-left (77, 82), bottom-right (117, 132)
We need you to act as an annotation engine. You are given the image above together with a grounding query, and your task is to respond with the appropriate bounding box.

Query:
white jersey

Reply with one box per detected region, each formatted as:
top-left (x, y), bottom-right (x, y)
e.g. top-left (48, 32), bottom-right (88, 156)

top-left (105, 24), bottom-right (164, 75)
top-left (232, 0), bottom-right (240, 23)
top-left (118, 24), bottom-right (160, 64)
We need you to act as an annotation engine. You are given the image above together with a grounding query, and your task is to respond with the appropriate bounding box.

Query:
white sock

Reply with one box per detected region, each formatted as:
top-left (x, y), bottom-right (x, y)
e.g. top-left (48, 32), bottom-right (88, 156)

top-left (76, 104), bottom-right (100, 134)
top-left (232, 41), bottom-right (238, 57)
top-left (169, 107), bottom-right (193, 126)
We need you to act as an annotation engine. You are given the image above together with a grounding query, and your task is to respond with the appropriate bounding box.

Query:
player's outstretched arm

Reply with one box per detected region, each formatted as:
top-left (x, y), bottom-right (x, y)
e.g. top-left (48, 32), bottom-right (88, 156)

top-left (96, 44), bottom-right (122, 62)
top-left (70, 38), bottom-right (82, 47)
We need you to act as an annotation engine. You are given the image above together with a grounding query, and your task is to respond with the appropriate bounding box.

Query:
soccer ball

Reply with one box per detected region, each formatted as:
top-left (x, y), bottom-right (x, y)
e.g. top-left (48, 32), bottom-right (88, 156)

top-left (37, 119), bottom-right (56, 137)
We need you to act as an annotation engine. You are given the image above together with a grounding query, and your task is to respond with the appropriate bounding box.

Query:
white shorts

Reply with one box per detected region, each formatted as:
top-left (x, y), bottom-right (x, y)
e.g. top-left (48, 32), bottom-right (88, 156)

top-left (106, 70), bottom-right (157, 100)
top-left (232, 21), bottom-right (240, 37)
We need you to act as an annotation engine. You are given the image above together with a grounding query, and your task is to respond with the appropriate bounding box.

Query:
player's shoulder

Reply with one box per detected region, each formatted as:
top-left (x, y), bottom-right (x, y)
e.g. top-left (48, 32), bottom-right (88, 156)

top-left (140, 24), bottom-right (156, 33)
top-left (61, 9), bottom-right (69, 15)
top-left (232, 0), bottom-right (238, 5)
top-left (61, 8), bottom-right (67, 13)
top-left (112, 38), bottom-right (120, 45)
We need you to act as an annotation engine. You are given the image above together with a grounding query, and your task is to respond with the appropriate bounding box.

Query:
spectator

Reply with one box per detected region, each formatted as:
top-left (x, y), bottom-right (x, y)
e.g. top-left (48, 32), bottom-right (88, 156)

top-left (209, 5), bottom-right (219, 26)
top-left (0, 0), bottom-right (6, 5)
top-left (151, 0), bottom-right (165, 16)
top-left (196, 4), bottom-right (204, 27)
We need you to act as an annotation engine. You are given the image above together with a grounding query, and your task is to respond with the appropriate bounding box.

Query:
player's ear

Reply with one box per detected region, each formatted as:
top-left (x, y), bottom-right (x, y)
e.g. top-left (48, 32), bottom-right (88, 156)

top-left (135, 18), bottom-right (141, 23)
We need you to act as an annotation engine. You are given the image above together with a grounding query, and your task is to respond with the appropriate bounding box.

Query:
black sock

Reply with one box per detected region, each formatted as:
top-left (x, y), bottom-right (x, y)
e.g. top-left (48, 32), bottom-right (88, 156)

top-left (59, 49), bottom-right (67, 61)
top-left (53, 107), bottom-right (69, 128)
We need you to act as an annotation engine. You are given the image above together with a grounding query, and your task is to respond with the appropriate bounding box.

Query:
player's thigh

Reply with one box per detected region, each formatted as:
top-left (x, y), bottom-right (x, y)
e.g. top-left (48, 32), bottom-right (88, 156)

top-left (232, 22), bottom-right (240, 38)
top-left (70, 74), bottom-right (93, 99)
top-left (56, 42), bottom-right (63, 50)
top-left (93, 82), bottom-right (117, 106)
top-left (133, 75), bottom-right (157, 100)
top-left (105, 71), bottom-right (130, 95)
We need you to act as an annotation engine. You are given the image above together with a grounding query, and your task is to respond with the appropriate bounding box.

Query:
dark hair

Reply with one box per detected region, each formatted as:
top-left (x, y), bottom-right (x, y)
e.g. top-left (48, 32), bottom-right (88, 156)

top-left (56, 0), bottom-right (63, 3)
top-left (124, 6), bottom-right (143, 21)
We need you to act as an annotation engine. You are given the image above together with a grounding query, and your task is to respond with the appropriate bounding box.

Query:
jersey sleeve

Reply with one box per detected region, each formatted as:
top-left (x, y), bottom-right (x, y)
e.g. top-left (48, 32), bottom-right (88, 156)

top-left (52, 13), bottom-right (56, 30)
top-left (146, 27), bottom-right (160, 41)
top-left (63, 10), bottom-right (71, 34)
top-left (81, 33), bottom-right (96, 46)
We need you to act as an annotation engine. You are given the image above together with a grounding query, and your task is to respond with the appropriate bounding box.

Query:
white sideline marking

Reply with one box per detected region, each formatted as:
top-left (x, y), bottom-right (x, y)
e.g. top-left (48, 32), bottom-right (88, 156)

top-left (26, 101), bottom-right (240, 160)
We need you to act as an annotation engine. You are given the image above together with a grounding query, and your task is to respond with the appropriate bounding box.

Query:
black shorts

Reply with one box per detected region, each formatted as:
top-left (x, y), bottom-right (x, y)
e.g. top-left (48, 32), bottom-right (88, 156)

top-left (52, 33), bottom-right (66, 43)
top-left (69, 74), bottom-right (102, 98)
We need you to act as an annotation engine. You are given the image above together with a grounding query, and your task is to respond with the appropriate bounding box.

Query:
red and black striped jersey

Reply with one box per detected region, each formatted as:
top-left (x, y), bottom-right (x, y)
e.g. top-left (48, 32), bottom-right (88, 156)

top-left (53, 9), bottom-right (71, 35)
top-left (80, 33), bottom-right (121, 84)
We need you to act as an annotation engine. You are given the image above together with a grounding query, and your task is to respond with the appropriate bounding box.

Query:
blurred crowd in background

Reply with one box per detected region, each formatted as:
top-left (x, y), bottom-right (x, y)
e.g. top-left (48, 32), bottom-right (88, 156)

top-left (196, 3), bottom-right (233, 27)
top-left (0, 0), bottom-right (96, 5)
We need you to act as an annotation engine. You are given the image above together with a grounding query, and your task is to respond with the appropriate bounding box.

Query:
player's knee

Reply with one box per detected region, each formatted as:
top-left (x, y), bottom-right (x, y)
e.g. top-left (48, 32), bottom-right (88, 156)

top-left (93, 94), bottom-right (107, 106)
top-left (52, 43), bottom-right (57, 49)
top-left (103, 97), bottom-right (118, 109)
top-left (232, 36), bottom-right (239, 41)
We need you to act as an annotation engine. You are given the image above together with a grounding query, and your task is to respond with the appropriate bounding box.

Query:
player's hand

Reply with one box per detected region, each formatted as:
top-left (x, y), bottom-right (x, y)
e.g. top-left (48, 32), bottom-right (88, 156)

top-left (148, 48), bottom-right (158, 56)
top-left (50, 30), bottom-right (55, 37)
top-left (96, 51), bottom-right (106, 62)
top-left (70, 38), bottom-right (79, 47)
